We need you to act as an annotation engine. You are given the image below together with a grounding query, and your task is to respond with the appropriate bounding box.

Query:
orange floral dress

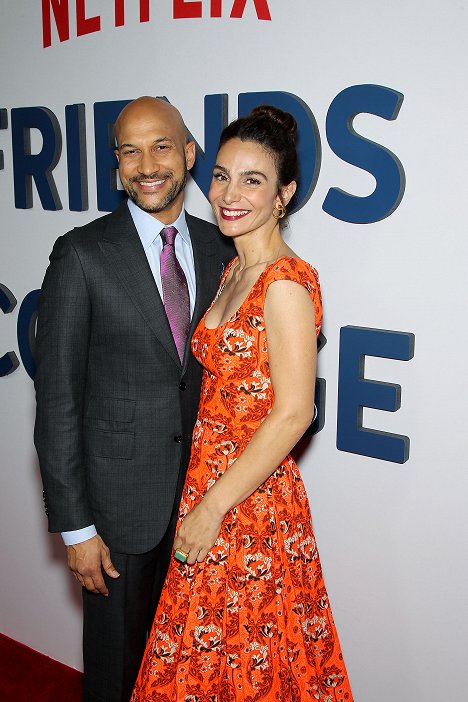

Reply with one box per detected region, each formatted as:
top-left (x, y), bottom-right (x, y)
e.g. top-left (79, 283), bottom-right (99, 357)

top-left (132, 257), bottom-right (353, 702)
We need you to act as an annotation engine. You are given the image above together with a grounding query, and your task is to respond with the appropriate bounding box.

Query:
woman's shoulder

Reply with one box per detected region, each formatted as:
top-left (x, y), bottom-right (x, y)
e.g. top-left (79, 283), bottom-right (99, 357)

top-left (262, 256), bottom-right (322, 334)
top-left (263, 255), bottom-right (320, 292)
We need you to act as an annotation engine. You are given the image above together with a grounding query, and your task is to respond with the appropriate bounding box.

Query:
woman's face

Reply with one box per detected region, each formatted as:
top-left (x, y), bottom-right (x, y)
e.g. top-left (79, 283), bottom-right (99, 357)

top-left (208, 138), bottom-right (286, 239)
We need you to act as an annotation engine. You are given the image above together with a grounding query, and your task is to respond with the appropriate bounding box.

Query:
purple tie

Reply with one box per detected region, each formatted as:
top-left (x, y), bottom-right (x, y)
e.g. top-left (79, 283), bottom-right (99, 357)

top-left (159, 226), bottom-right (190, 363)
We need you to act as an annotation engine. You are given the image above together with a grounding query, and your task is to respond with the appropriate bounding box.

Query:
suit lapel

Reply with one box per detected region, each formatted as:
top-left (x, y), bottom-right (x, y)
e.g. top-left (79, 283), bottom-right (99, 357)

top-left (98, 203), bottom-right (181, 367)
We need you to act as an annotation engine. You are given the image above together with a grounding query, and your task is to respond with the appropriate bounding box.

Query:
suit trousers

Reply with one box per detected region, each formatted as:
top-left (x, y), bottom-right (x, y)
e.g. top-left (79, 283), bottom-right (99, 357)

top-left (82, 502), bottom-right (179, 702)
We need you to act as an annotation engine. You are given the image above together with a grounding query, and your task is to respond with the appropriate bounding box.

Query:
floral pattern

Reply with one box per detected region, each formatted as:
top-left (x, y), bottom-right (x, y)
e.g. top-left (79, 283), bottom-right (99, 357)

top-left (132, 257), bottom-right (352, 701)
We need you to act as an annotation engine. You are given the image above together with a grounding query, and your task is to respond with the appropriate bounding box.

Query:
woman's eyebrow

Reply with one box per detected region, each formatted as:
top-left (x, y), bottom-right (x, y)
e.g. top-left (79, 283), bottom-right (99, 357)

top-left (213, 165), bottom-right (267, 179)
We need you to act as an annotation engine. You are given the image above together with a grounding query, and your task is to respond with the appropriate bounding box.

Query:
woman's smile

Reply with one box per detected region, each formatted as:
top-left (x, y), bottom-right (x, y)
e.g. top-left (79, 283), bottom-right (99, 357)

top-left (219, 207), bottom-right (250, 221)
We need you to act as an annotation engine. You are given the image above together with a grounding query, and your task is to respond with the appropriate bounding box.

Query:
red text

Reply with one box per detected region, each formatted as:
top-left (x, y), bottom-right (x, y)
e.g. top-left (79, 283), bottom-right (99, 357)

top-left (42, 0), bottom-right (271, 47)
top-left (42, 0), bottom-right (151, 47)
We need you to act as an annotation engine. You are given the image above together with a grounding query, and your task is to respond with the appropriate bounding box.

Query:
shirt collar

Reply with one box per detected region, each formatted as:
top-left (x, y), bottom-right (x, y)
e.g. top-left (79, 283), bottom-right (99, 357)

top-left (127, 198), bottom-right (190, 251)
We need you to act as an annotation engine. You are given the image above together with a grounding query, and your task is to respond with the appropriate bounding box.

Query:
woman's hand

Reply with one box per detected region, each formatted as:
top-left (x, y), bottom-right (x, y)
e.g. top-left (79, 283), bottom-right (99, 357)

top-left (173, 499), bottom-right (224, 565)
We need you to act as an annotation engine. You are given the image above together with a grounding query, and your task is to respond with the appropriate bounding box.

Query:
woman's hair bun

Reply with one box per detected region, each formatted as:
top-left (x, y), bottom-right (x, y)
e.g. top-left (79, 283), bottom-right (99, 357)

top-left (218, 104), bottom-right (299, 188)
top-left (250, 105), bottom-right (297, 142)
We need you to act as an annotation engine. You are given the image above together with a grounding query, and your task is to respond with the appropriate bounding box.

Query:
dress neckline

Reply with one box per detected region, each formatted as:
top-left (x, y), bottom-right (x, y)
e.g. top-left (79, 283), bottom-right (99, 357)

top-left (203, 255), bottom-right (299, 331)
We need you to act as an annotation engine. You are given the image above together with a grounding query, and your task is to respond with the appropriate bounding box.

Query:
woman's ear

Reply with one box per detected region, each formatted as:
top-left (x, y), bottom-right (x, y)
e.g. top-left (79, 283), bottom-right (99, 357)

top-left (279, 180), bottom-right (297, 207)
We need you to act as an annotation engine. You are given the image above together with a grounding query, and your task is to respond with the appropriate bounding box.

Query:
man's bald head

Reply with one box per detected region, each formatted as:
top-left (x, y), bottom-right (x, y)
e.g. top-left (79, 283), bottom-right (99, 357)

top-left (115, 97), bottom-right (188, 147)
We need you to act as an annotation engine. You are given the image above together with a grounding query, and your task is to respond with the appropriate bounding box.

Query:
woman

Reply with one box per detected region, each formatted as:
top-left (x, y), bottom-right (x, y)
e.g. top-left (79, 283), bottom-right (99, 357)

top-left (132, 106), bottom-right (353, 701)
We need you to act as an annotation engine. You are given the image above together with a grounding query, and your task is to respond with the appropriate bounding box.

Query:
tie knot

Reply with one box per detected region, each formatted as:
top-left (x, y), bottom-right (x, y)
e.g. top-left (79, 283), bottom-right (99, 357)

top-left (161, 226), bottom-right (178, 247)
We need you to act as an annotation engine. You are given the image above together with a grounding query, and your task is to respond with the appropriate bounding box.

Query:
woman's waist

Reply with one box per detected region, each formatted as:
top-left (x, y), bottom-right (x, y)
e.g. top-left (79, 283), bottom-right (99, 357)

top-left (195, 408), bottom-right (267, 431)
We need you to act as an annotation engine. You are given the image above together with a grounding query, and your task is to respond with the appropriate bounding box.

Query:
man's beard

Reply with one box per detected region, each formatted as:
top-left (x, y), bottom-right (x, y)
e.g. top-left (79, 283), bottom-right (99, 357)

top-left (124, 166), bottom-right (188, 213)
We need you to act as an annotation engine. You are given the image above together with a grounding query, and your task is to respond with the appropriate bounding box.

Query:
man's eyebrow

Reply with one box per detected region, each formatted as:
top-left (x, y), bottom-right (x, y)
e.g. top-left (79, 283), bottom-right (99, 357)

top-left (116, 137), bottom-right (174, 150)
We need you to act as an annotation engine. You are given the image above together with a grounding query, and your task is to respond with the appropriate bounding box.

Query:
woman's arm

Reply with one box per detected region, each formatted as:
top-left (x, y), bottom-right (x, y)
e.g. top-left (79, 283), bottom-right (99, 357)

top-left (174, 278), bottom-right (318, 564)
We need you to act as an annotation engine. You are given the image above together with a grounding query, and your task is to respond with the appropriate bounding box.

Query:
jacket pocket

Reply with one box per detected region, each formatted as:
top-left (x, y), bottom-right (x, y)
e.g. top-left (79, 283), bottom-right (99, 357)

top-left (84, 427), bottom-right (135, 460)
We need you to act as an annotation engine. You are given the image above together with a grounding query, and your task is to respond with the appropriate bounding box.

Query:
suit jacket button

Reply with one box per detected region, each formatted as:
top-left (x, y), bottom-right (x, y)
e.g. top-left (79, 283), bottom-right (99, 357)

top-left (174, 435), bottom-right (183, 443)
top-left (179, 381), bottom-right (186, 391)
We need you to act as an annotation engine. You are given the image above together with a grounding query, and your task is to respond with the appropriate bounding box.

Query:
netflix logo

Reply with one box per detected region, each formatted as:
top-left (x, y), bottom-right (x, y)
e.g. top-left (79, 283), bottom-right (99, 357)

top-left (42, 0), bottom-right (272, 48)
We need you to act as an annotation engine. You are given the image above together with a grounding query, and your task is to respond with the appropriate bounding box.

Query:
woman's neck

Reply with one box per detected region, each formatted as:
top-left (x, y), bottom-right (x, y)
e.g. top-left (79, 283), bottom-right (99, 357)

top-left (234, 225), bottom-right (284, 272)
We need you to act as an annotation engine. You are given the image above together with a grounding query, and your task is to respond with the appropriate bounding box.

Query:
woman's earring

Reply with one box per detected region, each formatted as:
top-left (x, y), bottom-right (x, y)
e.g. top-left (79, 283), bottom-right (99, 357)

top-left (272, 203), bottom-right (286, 219)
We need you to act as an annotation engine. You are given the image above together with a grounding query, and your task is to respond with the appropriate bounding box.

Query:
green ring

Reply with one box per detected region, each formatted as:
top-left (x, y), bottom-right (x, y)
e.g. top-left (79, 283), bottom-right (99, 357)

top-left (174, 549), bottom-right (188, 563)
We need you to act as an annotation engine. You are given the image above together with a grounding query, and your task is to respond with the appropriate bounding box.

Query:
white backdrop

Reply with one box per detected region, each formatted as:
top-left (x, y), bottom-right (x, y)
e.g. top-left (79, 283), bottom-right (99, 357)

top-left (1, 2), bottom-right (467, 700)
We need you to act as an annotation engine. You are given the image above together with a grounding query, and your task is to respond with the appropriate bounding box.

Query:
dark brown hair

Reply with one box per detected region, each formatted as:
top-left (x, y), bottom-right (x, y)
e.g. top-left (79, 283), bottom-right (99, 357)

top-left (218, 105), bottom-right (299, 195)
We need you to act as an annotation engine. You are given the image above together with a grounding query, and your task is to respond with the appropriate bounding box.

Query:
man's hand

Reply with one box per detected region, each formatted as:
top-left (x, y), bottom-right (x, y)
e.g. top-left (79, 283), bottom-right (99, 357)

top-left (66, 534), bottom-right (120, 595)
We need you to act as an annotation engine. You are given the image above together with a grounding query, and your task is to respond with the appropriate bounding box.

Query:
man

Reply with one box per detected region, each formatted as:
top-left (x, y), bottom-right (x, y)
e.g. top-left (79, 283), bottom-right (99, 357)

top-left (34, 96), bottom-right (233, 702)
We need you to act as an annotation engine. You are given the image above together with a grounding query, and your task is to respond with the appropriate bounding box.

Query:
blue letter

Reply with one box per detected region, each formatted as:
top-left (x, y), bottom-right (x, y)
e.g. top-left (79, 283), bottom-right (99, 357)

top-left (189, 94), bottom-right (228, 200)
top-left (66, 104), bottom-right (88, 211)
top-left (238, 91), bottom-right (321, 213)
top-left (0, 284), bottom-right (19, 377)
top-left (11, 106), bottom-right (62, 210)
top-left (323, 84), bottom-right (405, 224)
top-left (17, 290), bottom-right (40, 380)
top-left (304, 331), bottom-right (327, 437)
top-left (94, 99), bottom-right (130, 211)
top-left (337, 326), bottom-right (414, 463)
top-left (0, 108), bottom-right (7, 172)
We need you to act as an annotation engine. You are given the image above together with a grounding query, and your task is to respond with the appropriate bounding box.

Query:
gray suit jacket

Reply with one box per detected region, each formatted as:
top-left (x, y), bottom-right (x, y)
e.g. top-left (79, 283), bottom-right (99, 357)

top-left (34, 202), bottom-right (234, 554)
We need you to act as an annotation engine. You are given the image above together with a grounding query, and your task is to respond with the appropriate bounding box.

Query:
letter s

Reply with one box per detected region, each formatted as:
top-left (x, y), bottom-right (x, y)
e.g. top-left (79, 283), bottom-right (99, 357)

top-left (323, 84), bottom-right (405, 224)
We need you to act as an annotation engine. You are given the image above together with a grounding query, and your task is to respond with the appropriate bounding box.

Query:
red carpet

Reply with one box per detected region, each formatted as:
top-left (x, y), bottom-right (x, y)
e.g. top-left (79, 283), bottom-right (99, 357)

top-left (0, 633), bottom-right (82, 701)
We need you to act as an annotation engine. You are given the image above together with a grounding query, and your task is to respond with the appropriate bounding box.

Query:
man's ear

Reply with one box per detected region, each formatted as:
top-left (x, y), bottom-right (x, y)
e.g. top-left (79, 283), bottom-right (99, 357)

top-left (114, 149), bottom-right (120, 164)
top-left (185, 141), bottom-right (196, 170)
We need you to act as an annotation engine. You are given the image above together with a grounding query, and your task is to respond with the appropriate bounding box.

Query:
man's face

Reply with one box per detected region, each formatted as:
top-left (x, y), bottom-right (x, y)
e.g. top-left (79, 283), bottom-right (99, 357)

top-left (115, 101), bottom-right (195, 224)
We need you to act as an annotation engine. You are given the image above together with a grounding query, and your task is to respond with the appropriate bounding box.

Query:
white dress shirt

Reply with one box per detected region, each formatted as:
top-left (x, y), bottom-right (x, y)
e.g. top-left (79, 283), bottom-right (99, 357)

top-left (61, 200), bottom-right (197, 546)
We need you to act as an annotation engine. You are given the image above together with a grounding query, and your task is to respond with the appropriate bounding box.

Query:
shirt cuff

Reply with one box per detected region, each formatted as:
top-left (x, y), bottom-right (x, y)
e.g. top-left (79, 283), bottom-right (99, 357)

top-left (61, 525), bottom-right (97, 546)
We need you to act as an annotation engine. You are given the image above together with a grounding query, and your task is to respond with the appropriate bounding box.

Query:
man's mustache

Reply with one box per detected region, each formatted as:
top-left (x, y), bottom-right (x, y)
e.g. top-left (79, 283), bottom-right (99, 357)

top-left (130, 172), bottom-right (173, 183)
